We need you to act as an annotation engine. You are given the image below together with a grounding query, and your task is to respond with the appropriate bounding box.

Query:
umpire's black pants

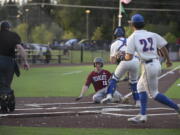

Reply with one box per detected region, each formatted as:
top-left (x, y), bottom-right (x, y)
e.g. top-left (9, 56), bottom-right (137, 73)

top-left (0, 56), bottom-right (15, 90)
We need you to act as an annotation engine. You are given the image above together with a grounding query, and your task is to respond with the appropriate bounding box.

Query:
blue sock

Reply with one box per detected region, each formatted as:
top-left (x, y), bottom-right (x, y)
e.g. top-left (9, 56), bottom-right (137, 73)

top-left (107, 79), bottom-right (117, 95)
top-left (155, 93), bottom-right (179, 110)
top-left (130, 83), bottom-right (139, 101)
top-left (139, 92), bottom-right (148, 115)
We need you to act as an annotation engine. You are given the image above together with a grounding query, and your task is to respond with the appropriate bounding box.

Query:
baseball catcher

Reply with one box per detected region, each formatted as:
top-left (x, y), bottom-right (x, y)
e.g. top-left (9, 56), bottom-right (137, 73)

top-left (101, 26), bottom-right (140, 106)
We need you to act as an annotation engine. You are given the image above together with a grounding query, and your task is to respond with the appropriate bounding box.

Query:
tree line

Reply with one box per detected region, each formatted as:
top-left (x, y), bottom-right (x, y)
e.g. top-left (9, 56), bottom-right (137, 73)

top-left (0, 0), bottom-right (179, 44)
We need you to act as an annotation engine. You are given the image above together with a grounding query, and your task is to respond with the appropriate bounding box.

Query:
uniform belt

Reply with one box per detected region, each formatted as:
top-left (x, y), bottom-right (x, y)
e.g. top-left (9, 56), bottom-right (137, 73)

top-left (145, 59), bottom-right (153, 64)
top-left (134, 56), bottom-right (140, 60)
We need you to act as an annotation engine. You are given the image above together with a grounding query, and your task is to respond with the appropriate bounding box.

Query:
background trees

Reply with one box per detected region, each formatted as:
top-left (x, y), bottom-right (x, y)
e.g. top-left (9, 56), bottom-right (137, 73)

top-left (0, 0), bottom-right (179, 44)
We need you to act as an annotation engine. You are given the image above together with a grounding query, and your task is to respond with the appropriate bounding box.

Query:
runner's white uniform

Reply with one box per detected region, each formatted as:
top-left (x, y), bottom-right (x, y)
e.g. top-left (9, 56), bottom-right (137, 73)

top-left (127, 13), bottom-right (179, 124)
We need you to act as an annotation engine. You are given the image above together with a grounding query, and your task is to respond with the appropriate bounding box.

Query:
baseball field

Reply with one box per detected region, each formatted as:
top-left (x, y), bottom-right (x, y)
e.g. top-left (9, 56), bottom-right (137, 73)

top-left (0, 62), bottom-right (180, 135)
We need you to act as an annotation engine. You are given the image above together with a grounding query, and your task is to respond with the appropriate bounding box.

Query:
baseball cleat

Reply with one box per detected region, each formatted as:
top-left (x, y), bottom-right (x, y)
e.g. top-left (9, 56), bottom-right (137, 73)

top-left (128, 114), bottom-right (147, 123)
top-left (100, 94), bottom-right (112, 104)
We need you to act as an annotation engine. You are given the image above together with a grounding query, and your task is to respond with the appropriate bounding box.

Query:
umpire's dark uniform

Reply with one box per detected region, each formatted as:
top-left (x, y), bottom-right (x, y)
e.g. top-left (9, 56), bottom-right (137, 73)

top-left (0, 21), bottom-right (21, 89)
top-left (0, 21), bottom-right (21, 113)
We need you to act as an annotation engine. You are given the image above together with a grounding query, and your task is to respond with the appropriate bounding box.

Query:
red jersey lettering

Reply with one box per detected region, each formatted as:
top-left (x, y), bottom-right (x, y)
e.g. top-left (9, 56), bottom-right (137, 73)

top-left (85, 69), bottom-right (112, 92)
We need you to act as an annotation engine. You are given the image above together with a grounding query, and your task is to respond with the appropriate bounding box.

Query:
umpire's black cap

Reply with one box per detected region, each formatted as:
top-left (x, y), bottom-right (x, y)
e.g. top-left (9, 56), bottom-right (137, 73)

top-left (0, 21), bottom-right (11, 31)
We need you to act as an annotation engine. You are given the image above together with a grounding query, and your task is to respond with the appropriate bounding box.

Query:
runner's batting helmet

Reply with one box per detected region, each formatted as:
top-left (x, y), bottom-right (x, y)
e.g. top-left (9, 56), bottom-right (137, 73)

top-left (113, 26), bottom-right (125, 37)
top-left (0, 21), bottom-right (11, 31)
top-left (93, 57), bottom-right (104, 67)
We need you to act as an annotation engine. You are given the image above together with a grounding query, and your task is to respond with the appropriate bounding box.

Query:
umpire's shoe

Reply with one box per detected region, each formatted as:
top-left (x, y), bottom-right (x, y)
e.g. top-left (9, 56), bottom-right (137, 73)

top-left (101, 94), bottom-right (112, 104)
top-left (0, 94), bottom-right (8, 113)
top-left (7, 90), bottom-right (15, 112)
top-left (0, 89), bottom-right (15, 113)
top-left (128, 114), bottom-right (147, 123)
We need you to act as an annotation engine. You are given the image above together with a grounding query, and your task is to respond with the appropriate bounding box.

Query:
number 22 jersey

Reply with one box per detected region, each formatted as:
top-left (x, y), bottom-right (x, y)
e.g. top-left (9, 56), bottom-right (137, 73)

top-left (126, 30), bottom-right (167, 61)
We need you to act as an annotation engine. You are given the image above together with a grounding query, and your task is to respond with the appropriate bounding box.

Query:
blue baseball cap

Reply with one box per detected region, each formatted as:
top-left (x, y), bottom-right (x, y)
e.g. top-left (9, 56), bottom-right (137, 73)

top-left (130, 14), bottom-right (144, 23)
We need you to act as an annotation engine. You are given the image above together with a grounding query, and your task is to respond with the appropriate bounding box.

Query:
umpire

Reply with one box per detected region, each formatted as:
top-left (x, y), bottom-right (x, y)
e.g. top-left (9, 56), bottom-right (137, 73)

top-left (0, 21), bottom-right (29, 113)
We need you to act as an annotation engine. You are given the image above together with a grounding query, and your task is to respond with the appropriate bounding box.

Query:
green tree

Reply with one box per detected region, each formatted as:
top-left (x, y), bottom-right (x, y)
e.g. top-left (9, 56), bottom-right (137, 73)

top-left (163, 32), bottom-right (177, 43)
top-left (13, 23), bottom-right (28, 42)
top-left (124, 26), bottom-right (133, 37)
top-left (54, 0), bottom-right (115, 40)
top-left (62, 31), bottom-right (76, 39)
top-left (31, 24), bottom-right (54, 44)
top-left (54, 0), bottom-right (85, 37)
top-left (91, 26), bottom-right (103, 40)
top-left (169, 22), bottom-right (179, 37)
top-left (100, 24), bottom-right (113, 40)
top-left (49, 22), bottom-right (63, 40)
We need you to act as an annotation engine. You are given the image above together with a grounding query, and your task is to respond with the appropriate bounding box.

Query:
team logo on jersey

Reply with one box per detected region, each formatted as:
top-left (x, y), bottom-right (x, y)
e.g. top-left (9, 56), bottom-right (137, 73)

top-left (92, 75), bottom-right (107, 82)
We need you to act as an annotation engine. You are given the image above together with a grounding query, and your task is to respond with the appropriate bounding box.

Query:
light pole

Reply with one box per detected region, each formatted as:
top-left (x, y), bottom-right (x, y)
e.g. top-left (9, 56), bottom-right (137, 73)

top-left (25, 8), bottom-right (29, 42)
top-left (118, 14), bottom-right (122, 27)
top-left (85, 9), bottom-right (91, 40)
top-left (25, 8), bottom-right (29, 25)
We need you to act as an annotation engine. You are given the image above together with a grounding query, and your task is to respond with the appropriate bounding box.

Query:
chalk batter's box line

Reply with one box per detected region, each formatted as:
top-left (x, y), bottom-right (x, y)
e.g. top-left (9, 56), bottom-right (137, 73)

top-left (0, 106), bottom-right (178, 118)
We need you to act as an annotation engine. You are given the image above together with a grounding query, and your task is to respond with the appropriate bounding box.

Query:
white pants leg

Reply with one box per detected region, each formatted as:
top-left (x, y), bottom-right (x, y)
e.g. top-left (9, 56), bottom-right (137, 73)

top-left (92, 87), bottom-right (107, 103)
top-left (113, 57), bottom-right (139, 84)
top-left (137, 59), bottom-right (161, 98)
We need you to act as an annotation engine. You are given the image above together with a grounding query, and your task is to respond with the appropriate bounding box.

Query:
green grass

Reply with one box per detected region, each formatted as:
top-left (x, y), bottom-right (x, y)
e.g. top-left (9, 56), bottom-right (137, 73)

top-left (163, 61), bottom-right (180, 98)
top-left (12, 64), bottom-right (116, 97)
top-left (68, 50), bottom-right (110, 63)
top-left (12, 62), bottom-right (180, 98)
top-left (50, 50), bottom-right (110, 64)
top-left (165, 78), bottom-right (180, 98)
top-left (140, 61), bottom-right (180, 98)
top-left (0, 126), bottom-right (180, 135)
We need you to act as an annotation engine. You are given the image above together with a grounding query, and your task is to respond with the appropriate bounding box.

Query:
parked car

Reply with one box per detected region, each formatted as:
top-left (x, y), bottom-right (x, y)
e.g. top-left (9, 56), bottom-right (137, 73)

top-left (75, 39), bottom-right (96, 50)
top-left (64, 39), bottom-right (78, 47)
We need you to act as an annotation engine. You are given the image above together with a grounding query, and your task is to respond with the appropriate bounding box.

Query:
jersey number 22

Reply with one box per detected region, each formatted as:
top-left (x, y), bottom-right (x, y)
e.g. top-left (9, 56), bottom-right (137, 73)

top-left (140, 37), bottom-right (154, 52)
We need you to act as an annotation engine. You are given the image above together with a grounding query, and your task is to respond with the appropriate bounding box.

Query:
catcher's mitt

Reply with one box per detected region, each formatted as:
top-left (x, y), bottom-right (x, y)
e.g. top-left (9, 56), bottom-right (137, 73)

top-left (116, 51), bottom-right (125, 64)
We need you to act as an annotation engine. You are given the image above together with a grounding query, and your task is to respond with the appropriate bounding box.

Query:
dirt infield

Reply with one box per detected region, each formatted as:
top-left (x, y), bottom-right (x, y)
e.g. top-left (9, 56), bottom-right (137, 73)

top-left (0, 69), bottom-right (180, 128)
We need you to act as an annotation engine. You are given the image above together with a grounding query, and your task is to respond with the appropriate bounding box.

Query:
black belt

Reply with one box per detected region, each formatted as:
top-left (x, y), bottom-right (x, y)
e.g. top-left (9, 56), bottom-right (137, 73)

top-left (145, 59), bottom-right (153, 64)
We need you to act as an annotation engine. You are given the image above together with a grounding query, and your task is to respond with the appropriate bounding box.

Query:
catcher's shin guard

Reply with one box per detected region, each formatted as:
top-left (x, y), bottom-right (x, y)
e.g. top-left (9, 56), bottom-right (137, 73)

top-left (129, 83), bottom-right (139, 101)
top-left (0, 88), bottom-right (15, 113)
